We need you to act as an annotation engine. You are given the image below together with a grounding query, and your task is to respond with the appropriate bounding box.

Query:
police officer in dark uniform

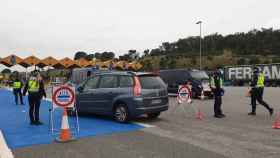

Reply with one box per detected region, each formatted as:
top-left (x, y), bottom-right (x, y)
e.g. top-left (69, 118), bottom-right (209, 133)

top-left (13, 77), bottom-right (24, 105)
top-left (248, 67), bottom-right (273, 116)
top-left (23, 71), bottom-right (46, 125)
top-left (210, 69), bottom-right (226, 118)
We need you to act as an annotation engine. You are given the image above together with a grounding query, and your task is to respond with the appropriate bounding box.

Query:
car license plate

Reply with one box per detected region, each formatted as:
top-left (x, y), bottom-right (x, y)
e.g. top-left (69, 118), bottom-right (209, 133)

top-left (151, 99), bottom-right (161, 104)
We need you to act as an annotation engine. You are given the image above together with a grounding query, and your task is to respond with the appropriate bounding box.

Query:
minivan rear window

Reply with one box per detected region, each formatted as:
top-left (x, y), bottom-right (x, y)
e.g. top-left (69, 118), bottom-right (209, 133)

top-left (119, 76), bottom-right (133, 88)
top-left (139, 76), bottom-right (166, 89)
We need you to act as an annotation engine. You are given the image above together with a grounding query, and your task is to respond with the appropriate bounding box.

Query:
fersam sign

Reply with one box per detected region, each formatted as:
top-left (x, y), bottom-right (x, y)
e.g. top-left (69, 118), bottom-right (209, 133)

top-left (52, 85), bottom-right (75, 108)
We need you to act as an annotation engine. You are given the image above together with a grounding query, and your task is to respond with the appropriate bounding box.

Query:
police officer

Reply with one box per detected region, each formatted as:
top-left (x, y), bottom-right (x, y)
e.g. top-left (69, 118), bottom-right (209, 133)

top-left (210, 69), bottom-right (226, 118)
top-left (248, 67), bottom-right (273, 116)
top-left (13, 77), bottom-right (24, 105)
top-left (23, 71), bottom-right (46, 125)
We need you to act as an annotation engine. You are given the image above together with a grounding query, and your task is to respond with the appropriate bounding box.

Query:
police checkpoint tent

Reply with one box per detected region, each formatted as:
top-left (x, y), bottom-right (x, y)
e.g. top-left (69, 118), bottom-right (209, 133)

top-left (0, 55), bottom-right (143, 97)
top-left (75, 58), bottom-right (91, 67)
top-left (0, 54), bottom-right (142, 71)
top-left (0, 55), bottom-right (23, 67)
top-left (37, 56), bottom-right (61, 69)
top-left (59, 57), bottom-right (80, 69)
top-left (19, 55), bottom-right (41, 68)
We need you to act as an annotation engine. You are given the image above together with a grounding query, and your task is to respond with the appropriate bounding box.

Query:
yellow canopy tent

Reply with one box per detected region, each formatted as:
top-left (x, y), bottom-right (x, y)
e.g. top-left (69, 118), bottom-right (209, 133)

top-left (0, 55), bottom-right (23, 67)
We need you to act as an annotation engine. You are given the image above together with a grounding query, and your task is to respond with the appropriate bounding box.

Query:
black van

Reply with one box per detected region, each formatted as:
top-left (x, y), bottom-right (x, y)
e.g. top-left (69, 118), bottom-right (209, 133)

top-left (159, 69), bottom-right (213, 98)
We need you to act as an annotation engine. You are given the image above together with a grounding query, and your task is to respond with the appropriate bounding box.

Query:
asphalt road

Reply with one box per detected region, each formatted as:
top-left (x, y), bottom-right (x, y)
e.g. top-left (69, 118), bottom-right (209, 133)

top-left (13, 87), bottom-right (280, 158)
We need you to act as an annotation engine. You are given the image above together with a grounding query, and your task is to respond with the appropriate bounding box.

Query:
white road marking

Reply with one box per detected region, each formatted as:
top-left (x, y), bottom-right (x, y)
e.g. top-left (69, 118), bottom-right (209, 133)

top-left (4, 87), bottom-right (12, 91)
top-left (44, 98), bottom-right (52, 102)
top-left (133, 122), bottom-right (156, 128)
top-left (0, 130), bottom-right (14, 158)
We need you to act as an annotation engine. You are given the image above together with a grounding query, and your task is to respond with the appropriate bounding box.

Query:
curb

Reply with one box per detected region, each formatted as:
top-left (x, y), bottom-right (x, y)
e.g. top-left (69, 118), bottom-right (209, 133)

top-left (0, 130), bottom-right (14, 158)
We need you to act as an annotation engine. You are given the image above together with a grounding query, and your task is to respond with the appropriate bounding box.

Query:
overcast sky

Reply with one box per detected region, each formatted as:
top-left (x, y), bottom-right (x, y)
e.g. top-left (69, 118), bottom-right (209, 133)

top-left (0, 0), bottom-right (279, 61)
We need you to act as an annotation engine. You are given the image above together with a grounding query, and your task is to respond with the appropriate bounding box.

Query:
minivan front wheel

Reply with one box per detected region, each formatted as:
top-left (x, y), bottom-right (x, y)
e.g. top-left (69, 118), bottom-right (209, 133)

top-left (114, 104), bottom-right (129, 123)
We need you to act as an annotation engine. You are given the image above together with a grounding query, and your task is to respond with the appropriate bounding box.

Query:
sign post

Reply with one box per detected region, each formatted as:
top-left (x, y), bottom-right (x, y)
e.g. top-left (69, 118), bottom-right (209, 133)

top-left (49, 85), bottom-right (79, 135)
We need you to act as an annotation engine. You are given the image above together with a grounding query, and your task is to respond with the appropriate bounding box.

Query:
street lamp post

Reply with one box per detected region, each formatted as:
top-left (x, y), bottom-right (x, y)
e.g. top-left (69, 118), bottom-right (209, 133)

top-left (196, 21), bottom-right (202, 70)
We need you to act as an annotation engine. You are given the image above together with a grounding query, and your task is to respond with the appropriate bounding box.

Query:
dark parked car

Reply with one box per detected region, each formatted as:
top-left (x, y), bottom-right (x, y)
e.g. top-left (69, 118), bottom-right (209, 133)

top-left (75, 71), bottom-right (169, 123)
top-left (159, 69), bottom-right (213, 98)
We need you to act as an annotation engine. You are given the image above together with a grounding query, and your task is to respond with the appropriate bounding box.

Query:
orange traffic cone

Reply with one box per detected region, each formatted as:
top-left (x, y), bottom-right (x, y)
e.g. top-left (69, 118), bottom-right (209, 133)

top-left (56, 108), bottom-right (75, 142)
top-left (272, 112), bottom-right (280, 129)
top-left (196, 109), bottom-right (204, 120)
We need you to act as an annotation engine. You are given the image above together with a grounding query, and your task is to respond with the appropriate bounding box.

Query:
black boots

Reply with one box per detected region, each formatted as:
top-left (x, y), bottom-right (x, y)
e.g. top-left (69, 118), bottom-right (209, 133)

top-left (248, 112), bottom-right (256, 116)
top-left (248, 108), bottom-right (274, 116)
top-left (269, 108), bottom-right (274, 116)
top-left (214, 114), bottom-right (226, 118)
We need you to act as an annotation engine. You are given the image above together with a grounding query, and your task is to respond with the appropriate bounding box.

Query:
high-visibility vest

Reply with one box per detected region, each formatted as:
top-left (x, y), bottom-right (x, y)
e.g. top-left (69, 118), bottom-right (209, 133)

top-left (210, 76), bottom-right (223, 89)
top-left (28, 80), bottom-right (39, 92)
top-left (257, 73), bottom-right (264, 87)
top-left (13, 81), bottom-right (21, 89)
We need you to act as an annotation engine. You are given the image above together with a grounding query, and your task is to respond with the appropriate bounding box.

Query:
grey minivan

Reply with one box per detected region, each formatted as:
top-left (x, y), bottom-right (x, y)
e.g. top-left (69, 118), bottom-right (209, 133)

top-left (75, 71), bottom-right (169, 123)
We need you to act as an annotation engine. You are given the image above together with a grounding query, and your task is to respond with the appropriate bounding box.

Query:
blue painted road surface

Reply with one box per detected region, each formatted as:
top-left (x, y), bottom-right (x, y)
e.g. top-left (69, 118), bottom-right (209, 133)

top-left (0, 89), bottom-right (143, 149)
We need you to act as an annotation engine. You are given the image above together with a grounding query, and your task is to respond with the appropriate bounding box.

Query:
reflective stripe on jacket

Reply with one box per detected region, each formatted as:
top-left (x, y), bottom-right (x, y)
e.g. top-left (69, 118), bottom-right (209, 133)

top-left (28, 80), bottom-right (39, 92)
top-left (210, 77), bottom-right (223, 89)
top-left (257, 73), bottom-right (264, 87)
top-left (13, 82), bottom-right (21, 89)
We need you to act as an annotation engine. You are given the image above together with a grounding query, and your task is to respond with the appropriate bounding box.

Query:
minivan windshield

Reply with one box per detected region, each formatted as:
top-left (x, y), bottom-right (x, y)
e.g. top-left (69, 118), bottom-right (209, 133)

top-left (139, 76), bottom-right (166, 89)
top-left (190, 71), bottom-right (209, 80)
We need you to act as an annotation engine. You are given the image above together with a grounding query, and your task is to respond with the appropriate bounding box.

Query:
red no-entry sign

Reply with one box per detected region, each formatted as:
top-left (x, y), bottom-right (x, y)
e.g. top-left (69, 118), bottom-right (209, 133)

top-left (177, 85), bottom-right (192, 103)
top-left (52, 85), bottom-right (75, 108)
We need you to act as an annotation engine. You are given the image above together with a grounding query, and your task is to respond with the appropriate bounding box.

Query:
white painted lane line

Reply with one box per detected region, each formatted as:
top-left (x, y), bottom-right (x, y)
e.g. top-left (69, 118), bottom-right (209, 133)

top-left (0, 130), bottom-right (14, 158)
top-left (133, 122), bottom-right (156, 128)
top-left (4, 87), bottom-right (12, 91)
top-left (44, 98), bottom-right (52, 102)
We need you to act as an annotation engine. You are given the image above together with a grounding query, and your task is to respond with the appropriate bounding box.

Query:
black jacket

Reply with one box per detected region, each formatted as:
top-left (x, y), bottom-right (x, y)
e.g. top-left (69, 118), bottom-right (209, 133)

top-left (250, 73), bottom-right (258, 87)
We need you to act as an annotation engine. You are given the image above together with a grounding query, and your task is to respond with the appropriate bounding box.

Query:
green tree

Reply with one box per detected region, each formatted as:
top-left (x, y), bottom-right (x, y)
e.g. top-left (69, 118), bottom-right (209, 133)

top-left (272, 58), bottom-right (280, 63)
top-left (94, 52), bottom-right (102, 59)
top-left (159, 58), bottom-right (168, 69)
top-left (100, 52), bottom-right (115, 61)
top-left (74, 51), bottom-right (87, 60)
top-left (168, 59), bottom-right (176, 69)
top-left (143, 28), bottom-right (280, 58)
top-left (237, 58), bottom-right (246, 65)
top-left (86, 54), bottom-right (95, 61)
top-left (190, 57), bottom-right (196, 65)
top-left (263, 59), bottom-right (270, 64)
top-left (1, 68), bottom-right (11, 74)
top-left (143, 49), bottom-right (150, 56)
top-left (141, 60), bottom-right (153, 71)
top-left (207, 56), bottom-right (213, 61)
top-left (249, 57), bottom-right (260, 65)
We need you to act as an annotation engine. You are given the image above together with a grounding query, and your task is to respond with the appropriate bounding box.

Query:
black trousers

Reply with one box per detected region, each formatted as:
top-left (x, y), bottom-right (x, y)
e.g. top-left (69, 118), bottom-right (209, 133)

top-left (251, 88), bottom-right (271, 113)
top-left (13, 89), bottom-right (23, 105)
top-left (28, 94), bottom-right (41, 122)
top-left (251, 87), bottom-right (263, 105)
top-left (214, 90), bottom-right (223, 115)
